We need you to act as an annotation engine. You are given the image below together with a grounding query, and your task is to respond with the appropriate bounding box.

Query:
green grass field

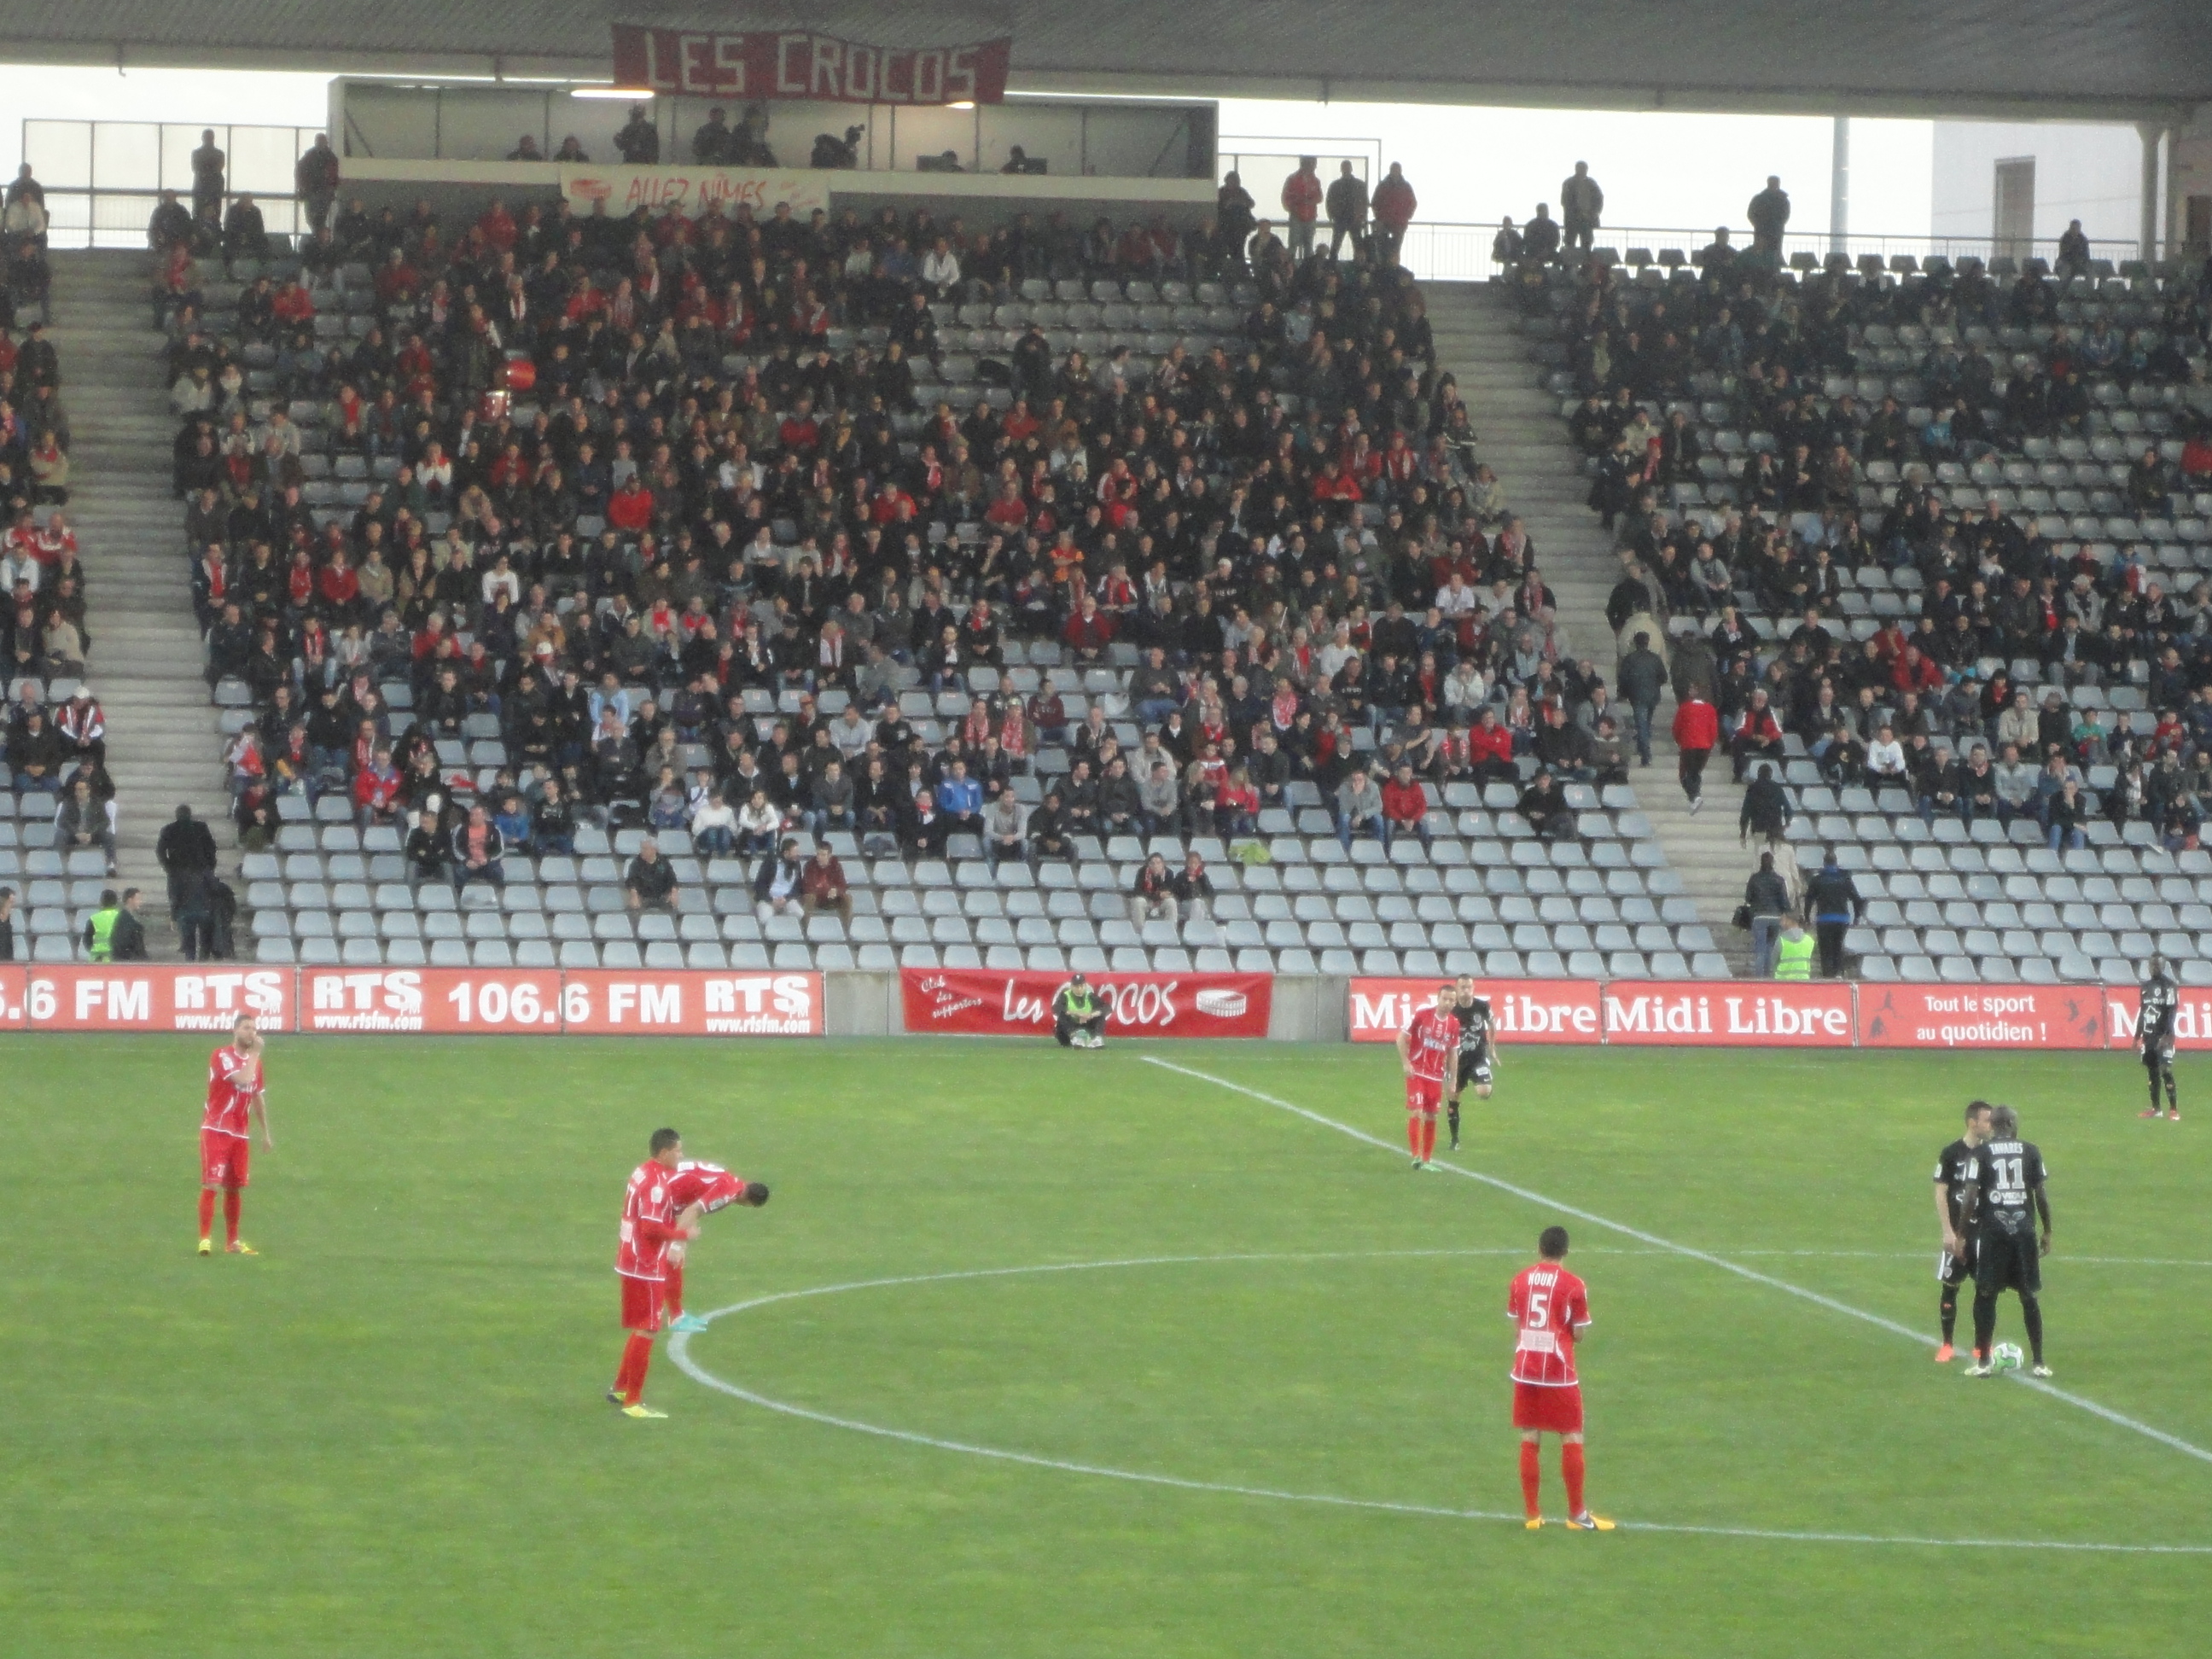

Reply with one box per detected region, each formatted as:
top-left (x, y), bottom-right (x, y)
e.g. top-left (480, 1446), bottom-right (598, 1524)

top-left (3, 1034), bottom-right (2208, 1657)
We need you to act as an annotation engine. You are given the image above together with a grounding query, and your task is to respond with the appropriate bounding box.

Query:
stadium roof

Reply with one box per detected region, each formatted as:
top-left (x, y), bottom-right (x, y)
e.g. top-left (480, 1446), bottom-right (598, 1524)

top-left (0, 0), bottom-right (2204, 122)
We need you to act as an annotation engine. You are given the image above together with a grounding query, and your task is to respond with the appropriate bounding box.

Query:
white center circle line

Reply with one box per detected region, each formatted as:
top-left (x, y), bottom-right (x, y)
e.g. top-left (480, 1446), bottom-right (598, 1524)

top-left (667, 1252), bottom-right (2212, 1557)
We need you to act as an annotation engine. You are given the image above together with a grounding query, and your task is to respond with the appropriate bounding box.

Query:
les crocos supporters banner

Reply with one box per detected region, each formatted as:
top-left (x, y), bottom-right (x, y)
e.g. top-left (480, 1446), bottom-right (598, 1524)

top-left (902, 968), bottom-right (1272, 1038)
top-left (611, 26), bottom-right (1013, 103)
top-left (6, 966), bottom-right (821, 1035)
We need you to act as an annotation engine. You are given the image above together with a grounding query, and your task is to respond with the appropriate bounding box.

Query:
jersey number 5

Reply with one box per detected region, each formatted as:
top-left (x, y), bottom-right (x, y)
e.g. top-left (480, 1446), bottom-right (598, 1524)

top-left (1525, 1288), bottom-right (1551, 1325)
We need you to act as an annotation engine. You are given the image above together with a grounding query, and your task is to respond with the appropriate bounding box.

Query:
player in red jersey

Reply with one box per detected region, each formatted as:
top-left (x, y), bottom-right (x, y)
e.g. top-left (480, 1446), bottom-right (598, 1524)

top-left (1507, 1226), bottom-right (1613, 1530)
top-left (661, 1159), bottom-right (771, 1335)
top-left (1395, 984), bottom-right (1459, 1168)
top-left (197, 1013), bottom-right (271, 1255)
top-left (608, 1128), bottom-right (707, 1419)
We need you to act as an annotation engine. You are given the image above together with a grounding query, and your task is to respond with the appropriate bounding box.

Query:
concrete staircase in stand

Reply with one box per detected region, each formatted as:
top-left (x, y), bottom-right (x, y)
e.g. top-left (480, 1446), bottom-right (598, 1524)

top-left (1428, 281), bottom-right (1763, 972)
top-left (46, 249), bottom-right (230, 953)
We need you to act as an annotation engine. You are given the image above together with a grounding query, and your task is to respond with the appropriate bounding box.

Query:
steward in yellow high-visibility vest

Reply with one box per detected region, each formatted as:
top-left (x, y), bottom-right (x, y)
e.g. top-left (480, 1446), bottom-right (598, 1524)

top-left (1773, 916), bottom-right (1815, 981)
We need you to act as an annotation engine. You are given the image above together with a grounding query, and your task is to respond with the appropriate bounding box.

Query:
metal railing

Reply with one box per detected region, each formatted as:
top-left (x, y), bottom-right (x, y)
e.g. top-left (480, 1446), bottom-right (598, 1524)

top-left (1395, 222), bottom-right (2149, 284)
top-left (20, 119), bottom-right (323, 250)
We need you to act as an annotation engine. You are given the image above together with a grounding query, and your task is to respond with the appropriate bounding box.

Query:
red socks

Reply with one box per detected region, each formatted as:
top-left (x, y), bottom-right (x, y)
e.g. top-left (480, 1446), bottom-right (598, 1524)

top-left (1422, 1116), bottom-right (1438, 1161)
top-left (666, 1264), bottom-right (684, 1319)
top-left (1407, 1115), bottom-right (1438, 1161)
top-left (1563, 1442), bottom-right (1586, 1516)
top-left (1519, 1442), bottom-right (1542, 1518)
top-left (1407, 1113), bottom-right (1423, 1158)
top-left (615, 1333), bottom-right (655, 1405)
top-left (197, 1190), bottom-right (217, 1239)
top-left (223, 1190), bottom-right (242, 1248)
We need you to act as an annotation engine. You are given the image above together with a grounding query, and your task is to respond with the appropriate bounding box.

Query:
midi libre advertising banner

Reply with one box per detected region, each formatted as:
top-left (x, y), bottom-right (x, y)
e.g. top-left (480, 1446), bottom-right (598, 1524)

top-left (901, 968), bottom-right (1272, 1038)
top-left (0, 967), bottom-right (824, 1036)
top-left (1346, 977), bottom-right (2162, 1050)
top-left (610, 26), bottom-right (1013, 104)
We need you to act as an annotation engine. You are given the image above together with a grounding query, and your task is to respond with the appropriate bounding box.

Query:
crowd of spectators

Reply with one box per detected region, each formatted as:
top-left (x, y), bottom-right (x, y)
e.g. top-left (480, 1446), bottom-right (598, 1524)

top-left (152, 157), bottom-right (1691, 925)
top-left (0, 178), bottom-right (102, 870)
top-left (1516, 193), bottom-right (2212, 859)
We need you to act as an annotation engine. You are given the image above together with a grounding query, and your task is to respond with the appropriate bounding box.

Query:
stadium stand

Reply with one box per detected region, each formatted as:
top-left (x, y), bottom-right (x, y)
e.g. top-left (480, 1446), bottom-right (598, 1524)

top-left (1499, 235), bottom-right (2212, 984)
top-left (0, 178), bottom-right (126, 963)
top-left (145, 181), bottom-right (1720, 979)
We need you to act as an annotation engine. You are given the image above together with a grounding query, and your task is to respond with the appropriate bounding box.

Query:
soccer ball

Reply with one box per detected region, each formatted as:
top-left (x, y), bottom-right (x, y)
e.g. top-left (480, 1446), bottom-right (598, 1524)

top-left (1992, 1342), bottom-right (2024, 1372)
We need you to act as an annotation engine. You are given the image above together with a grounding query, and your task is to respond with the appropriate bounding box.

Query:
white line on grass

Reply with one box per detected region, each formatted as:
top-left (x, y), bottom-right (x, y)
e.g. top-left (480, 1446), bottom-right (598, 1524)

top-left (670, 1254), bottom-right (2212, 1557)
top-left (1140, 1057), bottom-right (2212, 1469)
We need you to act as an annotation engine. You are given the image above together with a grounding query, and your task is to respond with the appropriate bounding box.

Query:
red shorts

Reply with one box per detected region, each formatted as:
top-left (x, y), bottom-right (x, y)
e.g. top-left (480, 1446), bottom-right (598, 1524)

top-left (1405, 1074), bottom-right (1443, 1115)
top-left (1511, 1380), bottom-right (1584, 1434)
top-left (200, 1130), bottom-right (250, 1189)
top-left (620, 1275), bottom-right (666, 1333)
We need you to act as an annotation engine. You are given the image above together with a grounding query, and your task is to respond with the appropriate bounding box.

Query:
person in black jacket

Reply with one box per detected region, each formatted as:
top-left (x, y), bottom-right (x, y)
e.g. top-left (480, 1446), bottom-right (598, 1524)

top-left (1804, 848), bottom-right (1864, 978)
top-left (0, 885), bottom-right (15, 962)
top-left (112, 888), bottom-right (150, 960)
top-left (1738, 763), bottom-right (1792, 847)
top-left (1743, 852), bottom-right (1791, 975)
top-left (1325, 160), bottom-right (1369, 261)
top-left (403, 807), bottom-right (448, 890)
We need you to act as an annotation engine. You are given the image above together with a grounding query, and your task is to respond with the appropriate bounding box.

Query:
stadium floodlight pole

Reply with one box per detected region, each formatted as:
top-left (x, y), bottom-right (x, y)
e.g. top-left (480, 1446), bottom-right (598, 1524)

top-left (1829, 114), bottom-right (1849, 258)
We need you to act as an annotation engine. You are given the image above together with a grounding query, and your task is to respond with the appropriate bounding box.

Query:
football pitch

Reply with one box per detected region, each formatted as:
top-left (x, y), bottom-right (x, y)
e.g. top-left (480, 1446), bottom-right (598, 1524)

top-left (4, 1035), bottom-right (2208, 1657)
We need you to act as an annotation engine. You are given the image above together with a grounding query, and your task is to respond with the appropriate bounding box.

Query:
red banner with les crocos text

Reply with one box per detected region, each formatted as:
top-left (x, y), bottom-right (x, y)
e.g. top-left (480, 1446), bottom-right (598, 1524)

top-left (612, 26), bottom-right (1013, 104)
top-left (902, 968), bottom-right (1271, 1038)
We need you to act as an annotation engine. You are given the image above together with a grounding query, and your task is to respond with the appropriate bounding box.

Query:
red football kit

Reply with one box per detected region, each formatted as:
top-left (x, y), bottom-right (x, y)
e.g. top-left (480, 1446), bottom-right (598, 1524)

top-left (1507, 1260), bottom-right (1593, 1522)
top-left (200, 1044), bottom-right (260, 1189)
top-left (616, 1158), bottom-right (685, 1332)
top-left (661, 1160), bottom-right (748, 1318)
top-left (666, 1161), bottom-right (748, 1214)
top-left (1400, 1004), bottom-right (1459, 1161)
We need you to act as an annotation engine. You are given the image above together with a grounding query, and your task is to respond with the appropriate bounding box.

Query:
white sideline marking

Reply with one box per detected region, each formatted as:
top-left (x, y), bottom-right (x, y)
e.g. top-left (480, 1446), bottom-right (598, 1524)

top-left (670, 1254), bottom-right (2212, 1556)
top-left (1142, 1057), bottom-right (2212, 1468)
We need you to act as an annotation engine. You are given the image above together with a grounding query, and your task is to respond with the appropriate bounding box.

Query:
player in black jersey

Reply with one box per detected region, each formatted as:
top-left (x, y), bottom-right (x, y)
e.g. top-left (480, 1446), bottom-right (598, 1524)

top-left (2138, 955), bottom-right (2180, 1121)
top-left (1930, 1099), bottom-right (1994, 1363)
top-left (1959, 1104), bottom-right (2053, 1378)
top-left (1445, 977), bottom-right (1496, 1153)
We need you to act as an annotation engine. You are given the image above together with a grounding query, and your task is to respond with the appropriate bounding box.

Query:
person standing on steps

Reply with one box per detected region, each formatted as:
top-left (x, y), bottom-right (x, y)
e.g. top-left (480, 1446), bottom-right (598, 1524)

top-left (1559, 161), bottom-right (1603, 257)
top-left (1743, 851), bottom-right (1791, 976)
top-left (1672, 683), bottom-right (1718, 813)
top-left (1616, 632), bottom-right (1667, 769)
top-left (1805, 847), bottom-right (1864, 978)
top-left (157, 803), bottom-right (218, 919)
top-left (1772, 912), bottom-right (1814, 981)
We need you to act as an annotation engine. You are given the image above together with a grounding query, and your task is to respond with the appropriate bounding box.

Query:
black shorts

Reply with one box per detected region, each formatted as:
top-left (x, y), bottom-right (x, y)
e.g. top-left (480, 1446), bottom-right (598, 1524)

top-left (1973, 1228), bottom-right (2042, 1296)
top-left (1936, 1237), bottom-right (1975, 1288)
top-left (1454, 1051), bottom-right (1492, 1091)
top-left (2142, 1041), bottom-right (2174, 1073)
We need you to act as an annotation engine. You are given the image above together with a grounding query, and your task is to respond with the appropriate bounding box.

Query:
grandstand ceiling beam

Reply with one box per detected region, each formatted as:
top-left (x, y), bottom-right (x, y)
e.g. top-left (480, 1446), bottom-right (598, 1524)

top-left (0, 38), bottom-right (2196, 128)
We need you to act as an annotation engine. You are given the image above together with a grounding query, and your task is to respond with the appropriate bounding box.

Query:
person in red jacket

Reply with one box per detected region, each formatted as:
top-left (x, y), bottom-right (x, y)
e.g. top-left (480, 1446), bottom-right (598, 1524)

top-left (1467, 705), bottom-right (1518, 784)
top-left (608, 474), bottom-right (655, 534)
top-left (1062, 596), bottom-right (1116, 664)
top-left (1280, 157), bottom-right (1324, 263)
top-left (1371, 162), bottom-right (1417, 267)
top-left (1381, 760), bottom-right (1434, 852)
top-left (1890, 643), bottom-right (1944, 695)
top-left (1672, 683), bottom-right (1720, 812)
top-left (1728, 688), bottom-right (1786, 782)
